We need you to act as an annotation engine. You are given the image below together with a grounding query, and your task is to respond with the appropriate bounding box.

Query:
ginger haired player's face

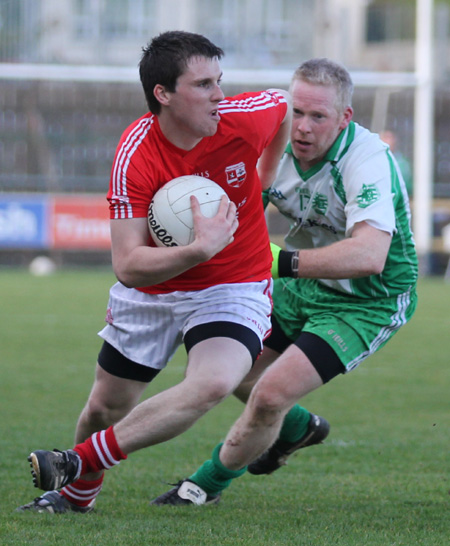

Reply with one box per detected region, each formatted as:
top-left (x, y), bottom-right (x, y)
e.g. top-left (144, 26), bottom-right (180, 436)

top-left (289, 79), bottom-right (353, 171)
top-left (157, 56), bottom-right (224, 150)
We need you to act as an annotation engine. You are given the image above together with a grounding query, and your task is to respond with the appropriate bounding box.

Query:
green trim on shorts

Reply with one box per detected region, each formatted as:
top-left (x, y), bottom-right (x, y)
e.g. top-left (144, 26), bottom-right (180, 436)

top-left (272, 278), bottom-right (417, 372)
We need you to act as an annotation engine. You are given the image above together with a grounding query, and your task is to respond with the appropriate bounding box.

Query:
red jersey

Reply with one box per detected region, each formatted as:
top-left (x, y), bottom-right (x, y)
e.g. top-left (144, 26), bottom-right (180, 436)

top-left (107, 90), bottom-right (287, 294)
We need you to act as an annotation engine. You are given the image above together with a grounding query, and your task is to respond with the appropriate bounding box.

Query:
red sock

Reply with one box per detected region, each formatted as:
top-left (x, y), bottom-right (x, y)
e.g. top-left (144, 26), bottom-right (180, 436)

top-left (61, 475), bottom-right (104, 508)
top-left (74, 426), bottom-right (127, 474)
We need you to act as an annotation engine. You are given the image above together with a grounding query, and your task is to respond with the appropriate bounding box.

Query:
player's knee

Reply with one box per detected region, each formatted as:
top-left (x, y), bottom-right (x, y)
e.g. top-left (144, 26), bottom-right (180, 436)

top-left (251, 382), bottom-right (290, 417)
top-left (205, 380), bottom-right (234, 406)
top-left (84, 402), bottom-right (113, 428)
top-left (84, 396), bottom-right (131, 428)
top-left (188, 376), bottom-right (235, 411)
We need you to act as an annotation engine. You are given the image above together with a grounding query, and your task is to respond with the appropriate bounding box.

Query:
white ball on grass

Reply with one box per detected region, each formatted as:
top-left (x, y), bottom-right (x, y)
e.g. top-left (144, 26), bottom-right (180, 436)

top-left (29, 256), bottom-right (56, 276)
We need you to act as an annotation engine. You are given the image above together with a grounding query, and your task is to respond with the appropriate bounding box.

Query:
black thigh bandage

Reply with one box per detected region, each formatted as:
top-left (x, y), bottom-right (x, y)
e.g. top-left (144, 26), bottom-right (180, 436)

top-left (263, 314), bottom-right (293, 354)
top-left (294, 332), bottom-right (345, 383)
top-left (184, 321), bottom-right (262, 364)
top-left (98, 341), bottom-right (161, 383)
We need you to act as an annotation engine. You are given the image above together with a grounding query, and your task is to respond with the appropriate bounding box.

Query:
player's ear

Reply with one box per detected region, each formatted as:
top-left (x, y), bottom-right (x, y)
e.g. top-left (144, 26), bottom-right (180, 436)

top-left (153, 84), bottom-right (171, 107)
top-left (339, 106), bottom-right (353, 130)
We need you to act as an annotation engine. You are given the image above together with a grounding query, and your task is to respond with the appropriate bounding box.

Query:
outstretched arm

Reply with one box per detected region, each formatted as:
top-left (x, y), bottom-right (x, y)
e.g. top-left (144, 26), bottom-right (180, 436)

top-left (272, 221), bottom-right (392, 280)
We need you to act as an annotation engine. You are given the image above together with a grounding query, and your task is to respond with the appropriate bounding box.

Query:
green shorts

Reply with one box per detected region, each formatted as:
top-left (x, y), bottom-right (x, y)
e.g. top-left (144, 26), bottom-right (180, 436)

top-left (272, 277), bottom-right (417, 372)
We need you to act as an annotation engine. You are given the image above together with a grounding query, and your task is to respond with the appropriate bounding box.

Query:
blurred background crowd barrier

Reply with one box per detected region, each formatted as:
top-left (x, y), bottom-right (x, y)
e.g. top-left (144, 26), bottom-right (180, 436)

top-left (1, 0), bottom-right (449, 274)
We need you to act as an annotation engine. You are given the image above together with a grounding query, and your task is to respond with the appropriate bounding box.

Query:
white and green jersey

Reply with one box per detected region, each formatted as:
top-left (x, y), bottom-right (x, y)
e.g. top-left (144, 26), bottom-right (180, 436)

top-left (264, 121), bottom-right (418, 298)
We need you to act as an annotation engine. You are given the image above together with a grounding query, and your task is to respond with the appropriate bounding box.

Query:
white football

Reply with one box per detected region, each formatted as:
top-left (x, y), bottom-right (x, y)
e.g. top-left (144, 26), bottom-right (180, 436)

top-left (29, 256), bottom-right (56, 276)
top-left (148, 175), bottom-right (228, 247)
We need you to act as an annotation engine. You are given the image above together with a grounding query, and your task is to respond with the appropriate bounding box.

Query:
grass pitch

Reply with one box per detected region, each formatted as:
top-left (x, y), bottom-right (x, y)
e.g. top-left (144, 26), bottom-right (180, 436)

top-left (0, 270), bottom-right (448, 545)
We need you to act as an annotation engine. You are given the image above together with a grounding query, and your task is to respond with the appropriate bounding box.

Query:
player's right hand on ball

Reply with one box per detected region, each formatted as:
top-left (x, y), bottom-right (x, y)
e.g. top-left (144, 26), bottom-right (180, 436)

top-left (190, 195), bottom-right (238, 260)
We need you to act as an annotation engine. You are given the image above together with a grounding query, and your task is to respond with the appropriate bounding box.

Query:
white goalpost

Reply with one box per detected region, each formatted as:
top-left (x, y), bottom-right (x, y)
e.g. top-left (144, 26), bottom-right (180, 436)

top-left (413, 0), bottom-right (435, 273)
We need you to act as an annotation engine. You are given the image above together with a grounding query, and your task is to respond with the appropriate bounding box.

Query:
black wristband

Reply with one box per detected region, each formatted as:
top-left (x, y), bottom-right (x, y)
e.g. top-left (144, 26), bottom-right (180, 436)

top-left (278, 249), bottom-right (296, 277)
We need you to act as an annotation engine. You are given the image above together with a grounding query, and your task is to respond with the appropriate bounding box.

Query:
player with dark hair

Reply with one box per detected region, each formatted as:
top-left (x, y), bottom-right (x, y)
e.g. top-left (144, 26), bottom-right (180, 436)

top-left (18, 30), bottom-right (292, 513)
top-left (148, 57), bottom-right (419, 505)
top-left (139, 31), bottom-right (225, 116)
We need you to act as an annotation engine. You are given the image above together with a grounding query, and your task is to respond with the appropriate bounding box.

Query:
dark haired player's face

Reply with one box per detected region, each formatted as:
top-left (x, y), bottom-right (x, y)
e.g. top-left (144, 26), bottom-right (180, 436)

top-left (164, 56), bottom-right (224, 149)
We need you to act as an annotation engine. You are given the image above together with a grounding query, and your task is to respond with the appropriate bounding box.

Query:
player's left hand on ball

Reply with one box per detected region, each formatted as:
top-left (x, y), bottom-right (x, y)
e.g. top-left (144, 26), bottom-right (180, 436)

top-left (190, 195), bottom-right (238, 259)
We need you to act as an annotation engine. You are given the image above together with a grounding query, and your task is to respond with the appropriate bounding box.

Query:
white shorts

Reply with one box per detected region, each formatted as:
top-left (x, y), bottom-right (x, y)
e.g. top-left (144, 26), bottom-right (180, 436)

top-left (98, 280), bottom-right (273, 370)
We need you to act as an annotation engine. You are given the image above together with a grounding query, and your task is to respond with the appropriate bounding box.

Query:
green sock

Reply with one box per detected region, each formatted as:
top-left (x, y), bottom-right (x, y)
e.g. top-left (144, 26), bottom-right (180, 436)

top-left (189, 443), bottom-right (247, 496)
top-left (279, 405), bottom-right (311, 443)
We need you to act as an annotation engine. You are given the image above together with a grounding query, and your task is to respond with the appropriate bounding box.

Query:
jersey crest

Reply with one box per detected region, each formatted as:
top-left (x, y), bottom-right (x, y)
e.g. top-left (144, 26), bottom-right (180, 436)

top-left (356, 184), bottom-right (381, 208)
top-left (225, 162), bottom-right (247, 188)
top-left (312, 193), bottom-right (328, 215)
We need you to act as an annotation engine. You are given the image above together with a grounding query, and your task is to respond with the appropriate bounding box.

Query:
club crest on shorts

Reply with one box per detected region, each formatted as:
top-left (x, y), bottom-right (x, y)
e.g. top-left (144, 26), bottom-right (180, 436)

top-left (225, 162), bottom-right (247, 188)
